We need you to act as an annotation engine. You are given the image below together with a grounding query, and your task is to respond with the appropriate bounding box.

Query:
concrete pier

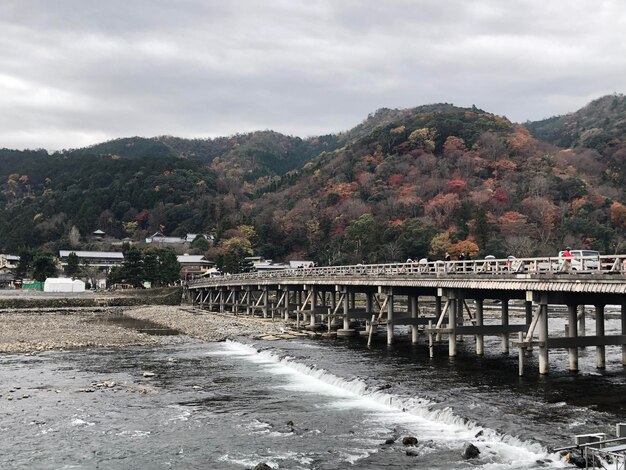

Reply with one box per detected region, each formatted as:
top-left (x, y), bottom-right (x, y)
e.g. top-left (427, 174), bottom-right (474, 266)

top-left (596, 304), bottom-right (605, 369)
top-left (539, 300), bottom-right (549, 375)
top-left (567, 304), bottom-right (578, 372)
top-left (410, 295), bottom-right (418, 344)
top-left (501, 299), bottom-right (509, 354)
top-left (387, 290), bottom-right (394, 345)
top-left (475, 298), bottom-right (484, 356)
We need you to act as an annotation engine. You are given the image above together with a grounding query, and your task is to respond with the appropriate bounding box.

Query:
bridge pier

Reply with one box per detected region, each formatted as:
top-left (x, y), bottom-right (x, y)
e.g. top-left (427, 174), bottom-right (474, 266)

top-left (262, 288), bottom-right (268, 318)
top-left (387, 289), bottom-right (394, 345)
top-left (310, 287), bottom-right (318, 329)
top-left (337, 288), bottom-right (355, 336)
top-left (448, 290), bottom-right (457, 357)
top-left (596, 304), bottom-right (606, 369)
top-left (623, 304), bottom-right (626, 366)
top-left (501, 299), bottom-right (509, 354)
top-left (579, 305), bottom-right (587, 339)
top-left (283, 287), bottom-right (289, 321)
top-left (435, 295), bottom-right (443, 343)
top-left (365, 292), bottom-right (374, 336)
top-left (410, 295), bottom-right (418, 344)
top-left (567, 304), bottom-right (579, 372)
top-left (457, 295), bottom-right (464, 343)
top-left (475, 298), bottom-right (484, 356)
top-left (539, 297), bottom-right (549, 375)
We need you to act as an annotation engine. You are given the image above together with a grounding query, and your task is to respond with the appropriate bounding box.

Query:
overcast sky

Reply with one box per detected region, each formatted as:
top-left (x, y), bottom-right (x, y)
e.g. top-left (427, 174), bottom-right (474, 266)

top-left (1, 0), bottom-right (625, 150)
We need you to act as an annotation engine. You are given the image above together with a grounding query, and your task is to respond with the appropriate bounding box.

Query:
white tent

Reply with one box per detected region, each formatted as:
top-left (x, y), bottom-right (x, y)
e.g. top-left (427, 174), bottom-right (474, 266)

top-left (44, 278), bottom-right (86, 293)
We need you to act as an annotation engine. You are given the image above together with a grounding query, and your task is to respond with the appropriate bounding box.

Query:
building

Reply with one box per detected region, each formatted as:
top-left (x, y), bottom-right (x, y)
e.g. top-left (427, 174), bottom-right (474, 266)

top-left (145, 232), bottom-right (214, 245)
top-left (177, 254), bottom-right (215, 280)
top-left (0, 254), bottom-right (20, 269)
top-left (0, 254), bottom-right (19, 288)
top-left (59, 250), bottom-right (124, 269)
top-left (58, 250), bottom-right (124, 289)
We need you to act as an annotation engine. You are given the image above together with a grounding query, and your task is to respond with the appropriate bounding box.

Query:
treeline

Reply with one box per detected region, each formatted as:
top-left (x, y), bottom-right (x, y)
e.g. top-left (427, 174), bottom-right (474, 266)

top-left (1, 98), bottom-right (625, 270)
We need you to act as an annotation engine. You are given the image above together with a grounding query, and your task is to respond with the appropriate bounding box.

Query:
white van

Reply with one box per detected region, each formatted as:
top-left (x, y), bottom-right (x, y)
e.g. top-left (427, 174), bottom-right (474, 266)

top-left (558, 250), bottom-right (601, 271)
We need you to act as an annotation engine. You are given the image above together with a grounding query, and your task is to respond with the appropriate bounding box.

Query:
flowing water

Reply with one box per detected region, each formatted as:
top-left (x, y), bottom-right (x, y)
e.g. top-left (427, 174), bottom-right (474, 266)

top-left (2, 312), bottom-right (626, 469)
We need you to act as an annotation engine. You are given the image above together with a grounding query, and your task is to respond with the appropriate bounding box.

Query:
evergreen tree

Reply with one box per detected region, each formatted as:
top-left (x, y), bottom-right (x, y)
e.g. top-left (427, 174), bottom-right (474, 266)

top-left (156, 248), bottom-right (181, 286)
top-left (65, 252), bottom-right (80, 278)
top-left (15, 250), bottom-right (33, 278)
top-left (142, 250), bottom-right (160, 286)
top-left (121, 244), bottom-right (143, 287)
top-left (32, 251), bottom-right (57, 282)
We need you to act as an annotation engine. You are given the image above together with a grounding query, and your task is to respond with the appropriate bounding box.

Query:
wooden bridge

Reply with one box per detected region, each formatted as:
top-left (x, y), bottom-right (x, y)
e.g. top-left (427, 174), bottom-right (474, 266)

top-left (186, 255), bottom-right (626, 376)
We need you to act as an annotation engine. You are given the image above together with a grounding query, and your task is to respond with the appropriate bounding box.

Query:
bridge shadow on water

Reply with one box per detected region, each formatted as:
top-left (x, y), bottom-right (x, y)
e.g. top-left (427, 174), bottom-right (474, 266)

top-left (318, 333), bottom-right (626, 419)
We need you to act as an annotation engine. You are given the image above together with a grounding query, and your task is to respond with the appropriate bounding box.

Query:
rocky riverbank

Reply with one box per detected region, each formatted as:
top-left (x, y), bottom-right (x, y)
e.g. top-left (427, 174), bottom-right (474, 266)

top-left (0, 305), bottom-right (291, 354)
top-left (123, 305), bottom-right (290, 341)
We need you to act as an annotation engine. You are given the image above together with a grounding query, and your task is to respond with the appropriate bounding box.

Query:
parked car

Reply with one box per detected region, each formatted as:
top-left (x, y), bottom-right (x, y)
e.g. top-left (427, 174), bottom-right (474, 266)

top-left (558, 250), bottom-right (601, 271)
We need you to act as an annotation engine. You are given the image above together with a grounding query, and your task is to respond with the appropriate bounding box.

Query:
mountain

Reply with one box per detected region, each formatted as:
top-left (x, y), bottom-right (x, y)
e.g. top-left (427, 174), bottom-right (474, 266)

top-left (1, 98), bottom-right (625, 266)
top-left (525, 94), bottom-right (626, 185)
top-left (157, 131), bottom-right (341, 181)
top-left (67, 137), bottom-right (177, 159)
top-left (525, 94), bottom-right (626, 149)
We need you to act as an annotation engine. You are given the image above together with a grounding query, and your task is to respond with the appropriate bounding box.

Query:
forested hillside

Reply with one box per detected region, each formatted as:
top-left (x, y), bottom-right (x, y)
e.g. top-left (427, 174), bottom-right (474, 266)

top-left (1, 96), bottom-right (625, 270)
top-left (525, 93), bottom-right (626, 187)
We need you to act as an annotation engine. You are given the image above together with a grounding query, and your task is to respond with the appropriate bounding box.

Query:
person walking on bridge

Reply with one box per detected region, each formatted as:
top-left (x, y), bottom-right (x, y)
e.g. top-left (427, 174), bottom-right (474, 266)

top-left (562, 246), bottom-right (573, 272)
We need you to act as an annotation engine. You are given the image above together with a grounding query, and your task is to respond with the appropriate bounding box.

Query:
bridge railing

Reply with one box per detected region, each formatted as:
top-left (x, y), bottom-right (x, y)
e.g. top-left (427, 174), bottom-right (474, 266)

top-left (189, 255), bottom-right (626, 286)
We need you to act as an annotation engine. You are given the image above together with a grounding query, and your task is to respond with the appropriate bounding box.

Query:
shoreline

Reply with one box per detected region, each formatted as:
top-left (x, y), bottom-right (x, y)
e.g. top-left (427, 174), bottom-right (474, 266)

top-left (2, 300), bottom-right (617, 354)
top-left (0, 305), bottom-right (291, 354)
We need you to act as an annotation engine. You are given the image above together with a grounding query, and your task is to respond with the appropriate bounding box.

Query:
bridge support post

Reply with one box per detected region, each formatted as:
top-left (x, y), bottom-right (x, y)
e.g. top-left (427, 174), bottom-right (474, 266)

top-left (232, 289), bottom-right (238, 314)
top-left (262, 288), bottom-right (268, 318)
top-left (525, 292), bottom-right (534, 356)
top-left (596, 304), bottom-right (606, 369)
top-left (365, 292), bottom-right (373, 335)
top-left (457, 295), bottom-right (465, 342)
top-left (518, 331), bottom-right (525, 376)
top-left (283, 288), bottom-right (290, 321)
top-left (331, 292), bottom-right (338, 327)
top-left (567, 304), bottom-right (579, 372)
top-left (387, 290), bottom-right (394, 345)
top-left (245, 287), bottom-right (251, 316)
top-left (525, 299), bottom-right (533, 324)
top-left (539, 297), bottom-right (549, 375)
top-left (337, 289), bottom-right (355, 336)
top-left (435, 294), bottom-right (442, 343)
top-left (410, 295), bottom-right (418, 344)
top-left (219, 288), bottom-right (225, 313)
top-left (475, 298), bottom-right (484, 356)
top-left (310, 287), bottom-right (318, 328)
top-left (448, 290), bottom-right (457, 357)
top-left (501, 299), bottom-right (509, 354)
top-left (578, 305), bottom-right (586, 339)
top-left (622, 304), bottom-right (626, 366)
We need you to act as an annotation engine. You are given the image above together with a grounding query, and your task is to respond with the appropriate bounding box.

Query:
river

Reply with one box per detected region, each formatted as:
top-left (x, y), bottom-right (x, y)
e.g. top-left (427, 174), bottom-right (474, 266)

top-left (2, 312), bottom-right (625, 469)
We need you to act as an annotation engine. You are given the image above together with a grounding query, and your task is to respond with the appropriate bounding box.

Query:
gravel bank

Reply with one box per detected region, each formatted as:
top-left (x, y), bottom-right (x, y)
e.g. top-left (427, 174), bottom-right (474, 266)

top-left (0, 305), bottom-right (291, 354)
top-left (0, 311), bottom-right (160, 353)
top-left (123, 305), bottom-right (290, 341)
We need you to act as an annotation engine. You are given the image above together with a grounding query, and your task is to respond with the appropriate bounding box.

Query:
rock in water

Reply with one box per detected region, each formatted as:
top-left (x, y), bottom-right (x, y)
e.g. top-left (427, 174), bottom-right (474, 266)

top-left (253, 464), bottom-right (272, 470)
top-left (402, 436), bottom-right (418, 446)
top-left (406, 448), bottom-right (419, 457)
top-left (462, 442), bottom-right (481, 459)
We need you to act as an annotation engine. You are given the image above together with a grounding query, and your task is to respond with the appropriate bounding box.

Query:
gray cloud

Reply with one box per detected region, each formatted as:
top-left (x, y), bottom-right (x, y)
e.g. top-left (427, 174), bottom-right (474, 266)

top-left (1, 0), bottom-right (625, 150)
